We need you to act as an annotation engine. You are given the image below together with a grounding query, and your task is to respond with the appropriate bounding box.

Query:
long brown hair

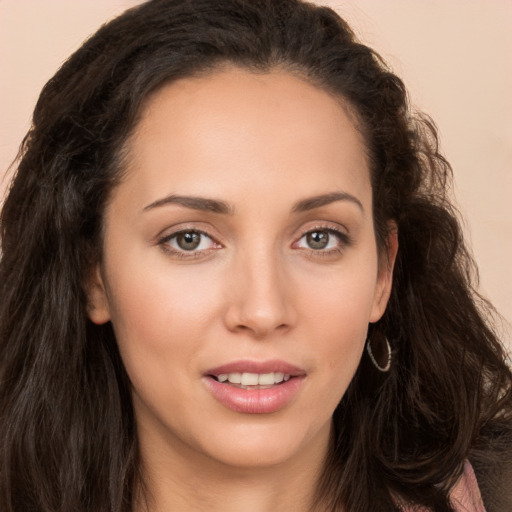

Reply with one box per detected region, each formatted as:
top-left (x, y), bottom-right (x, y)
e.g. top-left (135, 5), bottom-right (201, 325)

top-left (1, 1), bottom-right (511, 510)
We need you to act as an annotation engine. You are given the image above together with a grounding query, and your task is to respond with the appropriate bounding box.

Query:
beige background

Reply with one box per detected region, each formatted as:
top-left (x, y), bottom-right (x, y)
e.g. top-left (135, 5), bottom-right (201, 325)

top-left (1, 1), bottom-right (511, 348)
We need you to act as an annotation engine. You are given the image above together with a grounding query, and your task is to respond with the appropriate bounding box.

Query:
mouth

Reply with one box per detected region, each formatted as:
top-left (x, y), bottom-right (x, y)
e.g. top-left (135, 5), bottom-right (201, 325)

top-left (204, 360), bottom-right (306, 414)
top-left (209, 371), bottom-right (293, 389)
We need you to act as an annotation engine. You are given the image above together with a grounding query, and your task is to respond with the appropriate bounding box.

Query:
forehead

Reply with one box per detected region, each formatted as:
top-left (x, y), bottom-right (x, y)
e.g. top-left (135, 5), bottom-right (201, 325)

top-left (120, 67), bottom-right (370, 208)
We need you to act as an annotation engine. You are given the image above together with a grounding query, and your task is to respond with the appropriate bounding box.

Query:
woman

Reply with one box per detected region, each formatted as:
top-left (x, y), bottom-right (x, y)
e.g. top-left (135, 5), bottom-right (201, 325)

top-left (1, 0), bottom-right (511, 510)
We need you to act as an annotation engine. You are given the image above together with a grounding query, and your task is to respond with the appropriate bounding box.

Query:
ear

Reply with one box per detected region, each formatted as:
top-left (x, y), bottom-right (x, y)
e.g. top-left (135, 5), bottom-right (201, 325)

top-left (369, 222), bottom-right (398, 323)
top-left (85, 264), bottom-right (111, 325)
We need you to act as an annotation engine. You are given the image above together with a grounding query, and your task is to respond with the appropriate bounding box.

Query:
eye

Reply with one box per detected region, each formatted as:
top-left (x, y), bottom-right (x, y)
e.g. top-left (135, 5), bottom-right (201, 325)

top-left (160, 230), bottom-right (220, 254)
top-left (294, 228), bottom-right (348, 251)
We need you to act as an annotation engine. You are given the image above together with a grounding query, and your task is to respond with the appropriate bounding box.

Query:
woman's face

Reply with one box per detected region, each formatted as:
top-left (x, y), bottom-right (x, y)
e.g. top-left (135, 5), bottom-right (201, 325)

top-left (88, 68), bottom-right (396, 471)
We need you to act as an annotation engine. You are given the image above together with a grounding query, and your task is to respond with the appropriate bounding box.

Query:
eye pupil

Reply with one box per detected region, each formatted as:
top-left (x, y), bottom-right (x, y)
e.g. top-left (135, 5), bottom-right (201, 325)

top-left (307, 231), bottom-right (329, 249)
top-left (177, 232), bottom-right (201, 250)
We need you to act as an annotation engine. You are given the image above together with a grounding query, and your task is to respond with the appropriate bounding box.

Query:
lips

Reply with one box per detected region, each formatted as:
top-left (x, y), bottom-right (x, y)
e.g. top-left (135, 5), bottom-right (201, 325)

top-left (203, 360), bottom-right (306, 414)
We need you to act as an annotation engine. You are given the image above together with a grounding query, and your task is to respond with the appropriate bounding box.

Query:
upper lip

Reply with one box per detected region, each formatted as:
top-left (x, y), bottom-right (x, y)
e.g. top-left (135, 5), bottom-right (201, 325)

top-left (205, 359), bottom-right (306, 377)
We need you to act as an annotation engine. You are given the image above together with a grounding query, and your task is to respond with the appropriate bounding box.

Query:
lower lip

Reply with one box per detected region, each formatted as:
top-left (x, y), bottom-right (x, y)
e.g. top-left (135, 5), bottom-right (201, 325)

top-left (204, 376), bottom-right (304, 414)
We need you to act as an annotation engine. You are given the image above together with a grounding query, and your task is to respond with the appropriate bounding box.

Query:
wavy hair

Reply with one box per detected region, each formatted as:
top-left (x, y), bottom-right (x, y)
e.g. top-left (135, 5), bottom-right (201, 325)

top-left (1, 1), bottom-right (511, 511)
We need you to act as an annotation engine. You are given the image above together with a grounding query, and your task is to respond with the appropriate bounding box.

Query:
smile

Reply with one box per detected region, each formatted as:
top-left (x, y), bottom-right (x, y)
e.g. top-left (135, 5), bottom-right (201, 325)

top-left (204, 360), bottom-right (306, 414)
top-left (215, 372), bottom-right (291, 387)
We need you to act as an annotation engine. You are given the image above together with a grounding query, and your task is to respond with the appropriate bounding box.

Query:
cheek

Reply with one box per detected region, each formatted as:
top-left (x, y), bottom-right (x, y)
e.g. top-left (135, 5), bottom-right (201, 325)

top-left (298, 253), bottom-right (379, 335)
top-left (103, 255), bottom-right (224, 385)
top-left (315, 290), bottom-right (370, 383)
top-left (296, 255), bottom-right (379, 388)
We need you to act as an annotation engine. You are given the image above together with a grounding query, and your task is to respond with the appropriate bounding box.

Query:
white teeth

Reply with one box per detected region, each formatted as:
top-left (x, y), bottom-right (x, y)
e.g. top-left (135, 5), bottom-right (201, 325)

top-left (240, 373), bottom-right (259, 385)
top-left (258, 373), bottom-right (275, 385)
top-left (216, 372), bottom-right (291, 385)
top-left (228, 372), bottom-right (241, 384)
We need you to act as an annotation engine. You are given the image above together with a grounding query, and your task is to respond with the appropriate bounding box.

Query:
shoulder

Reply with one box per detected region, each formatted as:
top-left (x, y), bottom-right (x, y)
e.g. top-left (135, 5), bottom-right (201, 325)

top-left (449, 460), bottom-right (486, 512)
top-left (470, 421), bottom-right (512, 512)
top-left (397, 461), bottom-right (487, 512)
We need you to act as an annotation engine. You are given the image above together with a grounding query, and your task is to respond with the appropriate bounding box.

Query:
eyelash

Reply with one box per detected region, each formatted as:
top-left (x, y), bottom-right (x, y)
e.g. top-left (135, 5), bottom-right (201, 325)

top-left (158, 229), bottom-right (221, 259)
top-left (157, 225), bottom-right (352, 259)
top-left (294, 226), bottom-right (352, 257)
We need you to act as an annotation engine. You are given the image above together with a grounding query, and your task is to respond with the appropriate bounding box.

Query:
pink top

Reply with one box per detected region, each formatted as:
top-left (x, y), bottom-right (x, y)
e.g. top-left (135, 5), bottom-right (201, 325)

top-left (449, 461), bottom-right (486, 512)
top-left (401, 460), bottom-right (486, 511)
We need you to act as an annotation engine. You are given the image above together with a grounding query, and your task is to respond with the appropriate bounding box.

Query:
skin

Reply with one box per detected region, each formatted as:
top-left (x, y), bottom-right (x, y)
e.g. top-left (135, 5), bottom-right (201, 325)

top-left (88, 67), bottom-right (397, 512)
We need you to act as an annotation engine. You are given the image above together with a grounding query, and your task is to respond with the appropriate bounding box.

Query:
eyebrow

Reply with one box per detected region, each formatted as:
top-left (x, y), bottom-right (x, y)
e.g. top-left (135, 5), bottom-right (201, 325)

top-left (292, 192), bottom-right (364, 213)
top-left (143, 191), bottom-right (363, 215)
top-left (143, 194), bottom-right (233, 215)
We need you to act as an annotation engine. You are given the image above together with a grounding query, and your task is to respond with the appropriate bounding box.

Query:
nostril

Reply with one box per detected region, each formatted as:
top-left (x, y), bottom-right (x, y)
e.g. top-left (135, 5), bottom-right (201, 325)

top-left (223, 288), bottom-right (296, 337)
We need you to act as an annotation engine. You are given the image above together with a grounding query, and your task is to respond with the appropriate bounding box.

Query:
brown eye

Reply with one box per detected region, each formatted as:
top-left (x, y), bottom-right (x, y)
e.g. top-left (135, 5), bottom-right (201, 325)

top-left (176, 232), bottom-right (201, 251)
top-left (163, 230), bottom-right (218, 254)
top-left (306, 231), bottom-right (329, 249)
top-left (294, 227), bottom-right (348, 253)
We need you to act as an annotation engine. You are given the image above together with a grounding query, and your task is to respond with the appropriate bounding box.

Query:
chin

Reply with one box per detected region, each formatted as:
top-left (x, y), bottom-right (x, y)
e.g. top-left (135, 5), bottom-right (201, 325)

top-left (189, 415), bottom-right (332, 470)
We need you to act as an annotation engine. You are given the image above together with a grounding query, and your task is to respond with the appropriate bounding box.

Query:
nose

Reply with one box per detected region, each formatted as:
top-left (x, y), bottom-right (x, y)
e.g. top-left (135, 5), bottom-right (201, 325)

top-left (223, 248), bottom-right (297, 338)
